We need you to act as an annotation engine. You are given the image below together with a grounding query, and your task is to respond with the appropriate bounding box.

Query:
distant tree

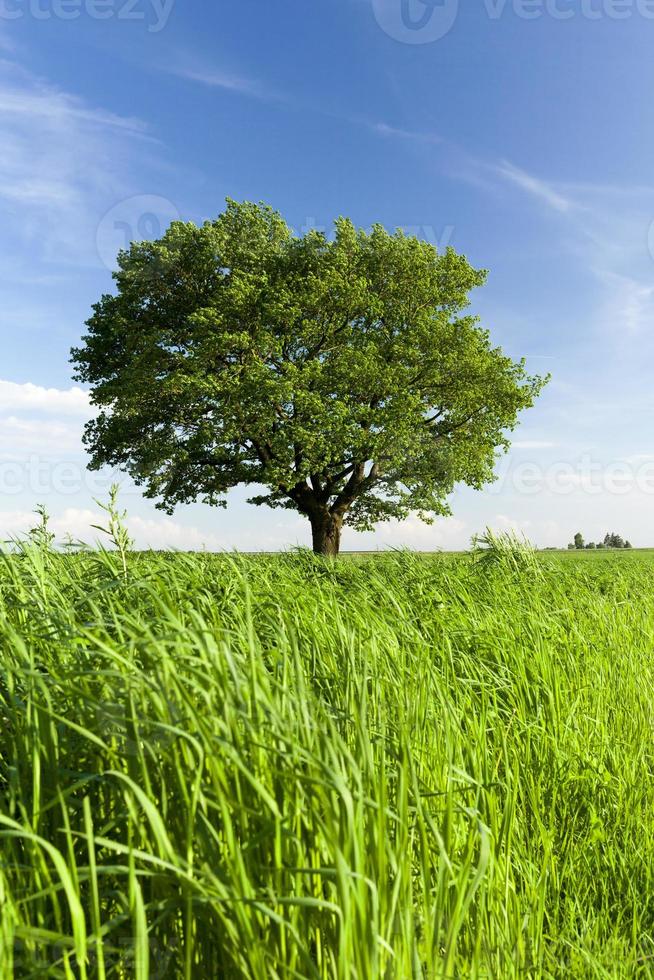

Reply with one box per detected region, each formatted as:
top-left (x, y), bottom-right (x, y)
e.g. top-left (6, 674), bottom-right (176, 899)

top-left (574, 531), bottom-right (584, 550)
top-left (71, 200), bottom-right (547, 556)
top-left (596, 542), bottom-right (605, 549)
top-left (601, 532), bottom-right (630, 549)
top-left (567, 543), bottom-right (575, 550)
top-left (585, 542), bottom-right (596, 549)
top-left (625, 540), bottom-right (633, 550)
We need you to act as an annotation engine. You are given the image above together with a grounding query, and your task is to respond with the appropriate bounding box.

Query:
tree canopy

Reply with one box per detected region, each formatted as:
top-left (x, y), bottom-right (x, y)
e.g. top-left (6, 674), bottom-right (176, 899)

top-left (71, 200), bottom-right (546, 554)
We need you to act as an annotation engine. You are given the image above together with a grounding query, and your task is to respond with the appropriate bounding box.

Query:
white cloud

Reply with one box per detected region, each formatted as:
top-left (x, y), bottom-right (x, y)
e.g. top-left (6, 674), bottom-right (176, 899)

top-left (0, 508), bottom-right (41, 537)
top-left (0, 507), bottom-right (228, 550)
top-left (372, 122), bottom-right (442, 144)
top-left (166, 59), bottom-right (289, 106)
top-left (125, 514), bottom-right (226, 550)
top-left (494, 160), bottom-right (573, 213)
top-left (0, 502), bottom-right (309, 551)
top-left (465, 157), bottom-right (654, 339)
top-left (351, 515), bottom-right (468, 551)
top-left (0, 379), bottom-right (92, 415)
top-left (172, 65), bottom-right (261, 96)
top-left (625, 453), bottom-right (654, 464)
top-left (592, 270), bottom-right (654, 336)
top-left (490, 515), bottom-right (563, 548)
top-left (0, 379), bottom-right (97, 458)
top-left (0, 59), bottom-right (156, 265)
top-left (511, 440), bottom-right (557, 450)
top-left (0, 416), bottom-right (84, 453)
top-left (494, 514), bottom-right (532, 533)
top-left (0, 77), bottom-right (145, 134)
top-left (0, 507), bottom-right (99, 541)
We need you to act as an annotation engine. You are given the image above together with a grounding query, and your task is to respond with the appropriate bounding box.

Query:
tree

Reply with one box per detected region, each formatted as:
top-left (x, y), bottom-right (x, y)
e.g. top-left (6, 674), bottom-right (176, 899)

top-left (71, 200), bottom-right (547, 556)
top-left (585, 542), bottom-right (596, 549)
top-left (603, 532), bottom-right (628, 550)
top-left (574, 531), bottom-right (584, 550)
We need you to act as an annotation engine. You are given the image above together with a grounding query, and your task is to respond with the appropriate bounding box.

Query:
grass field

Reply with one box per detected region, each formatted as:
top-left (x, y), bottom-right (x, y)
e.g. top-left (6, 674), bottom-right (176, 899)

top-left (1, 534), bottom-right (654, 978)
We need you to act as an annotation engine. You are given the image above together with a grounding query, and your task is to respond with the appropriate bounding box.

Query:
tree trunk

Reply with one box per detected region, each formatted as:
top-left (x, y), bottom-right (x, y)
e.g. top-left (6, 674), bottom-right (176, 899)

top-left (310, 510), bottom-right (343, 557)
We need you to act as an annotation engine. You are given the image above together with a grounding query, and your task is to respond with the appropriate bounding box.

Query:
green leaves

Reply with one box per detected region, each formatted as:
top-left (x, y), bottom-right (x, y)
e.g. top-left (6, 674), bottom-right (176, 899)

top-left (71, 200), bottom-right (547, 551)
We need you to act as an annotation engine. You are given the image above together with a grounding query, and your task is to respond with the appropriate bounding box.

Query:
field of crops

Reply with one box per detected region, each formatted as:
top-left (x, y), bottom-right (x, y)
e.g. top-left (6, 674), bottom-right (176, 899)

top-left (1, 537), bottom-right (654, 978)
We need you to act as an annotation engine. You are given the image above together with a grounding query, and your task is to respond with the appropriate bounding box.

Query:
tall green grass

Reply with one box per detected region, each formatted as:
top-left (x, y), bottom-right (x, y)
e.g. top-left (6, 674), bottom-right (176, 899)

top-left (1, 533), bottom-right (654, 977)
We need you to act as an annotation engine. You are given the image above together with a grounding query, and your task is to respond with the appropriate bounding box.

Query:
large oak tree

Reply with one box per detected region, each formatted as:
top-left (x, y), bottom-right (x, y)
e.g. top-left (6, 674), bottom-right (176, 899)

top-left (72, 200), bottom-right (546, 555)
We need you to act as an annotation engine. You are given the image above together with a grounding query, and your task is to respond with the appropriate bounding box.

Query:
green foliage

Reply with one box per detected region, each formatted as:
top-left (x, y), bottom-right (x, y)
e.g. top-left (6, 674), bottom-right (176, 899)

top-left (603, 532), bottom-right (631, 549)
top-left (569, 532), bottom-right (633, 551)
top-left (91, 483), bottom-right (133, 579)
top-left (471, 526), bottom-right (541, 577)
top-left (71, 200), bottom-right (546, 552)
top-left (28, 504), bottom-right (55, 550)
top-left (2, 545), bottom-right (653, 976)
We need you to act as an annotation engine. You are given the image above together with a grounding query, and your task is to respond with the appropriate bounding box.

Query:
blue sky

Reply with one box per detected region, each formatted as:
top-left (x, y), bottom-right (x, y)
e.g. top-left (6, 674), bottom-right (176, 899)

top-left (1, 0), bottom-right (653, 549)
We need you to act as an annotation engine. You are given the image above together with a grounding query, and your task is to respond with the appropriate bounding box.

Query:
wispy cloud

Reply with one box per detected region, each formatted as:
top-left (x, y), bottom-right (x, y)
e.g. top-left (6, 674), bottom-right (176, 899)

top-left (0, 59), bottom-right (156, 265)
top-left (437, 145), bottom-right (654, 342)
top-left (511, 440), bottom-right (557, 450)
top-left (0, 72), bottom-right (146, 134)
top-left (172, 64), bottom-right (261, 96)
top-left (371, 121), bottom-right (442, 144)
top-left (457, 155), bottom-right (654, 337)
top-left (592, 270), bottom-right (654, 336)
top-left (165, 59), bottom-right (288, 106)
top-left (370, 128), bottom-right (573, 215)
top-left (494, 160), bottom-right (573, 213)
